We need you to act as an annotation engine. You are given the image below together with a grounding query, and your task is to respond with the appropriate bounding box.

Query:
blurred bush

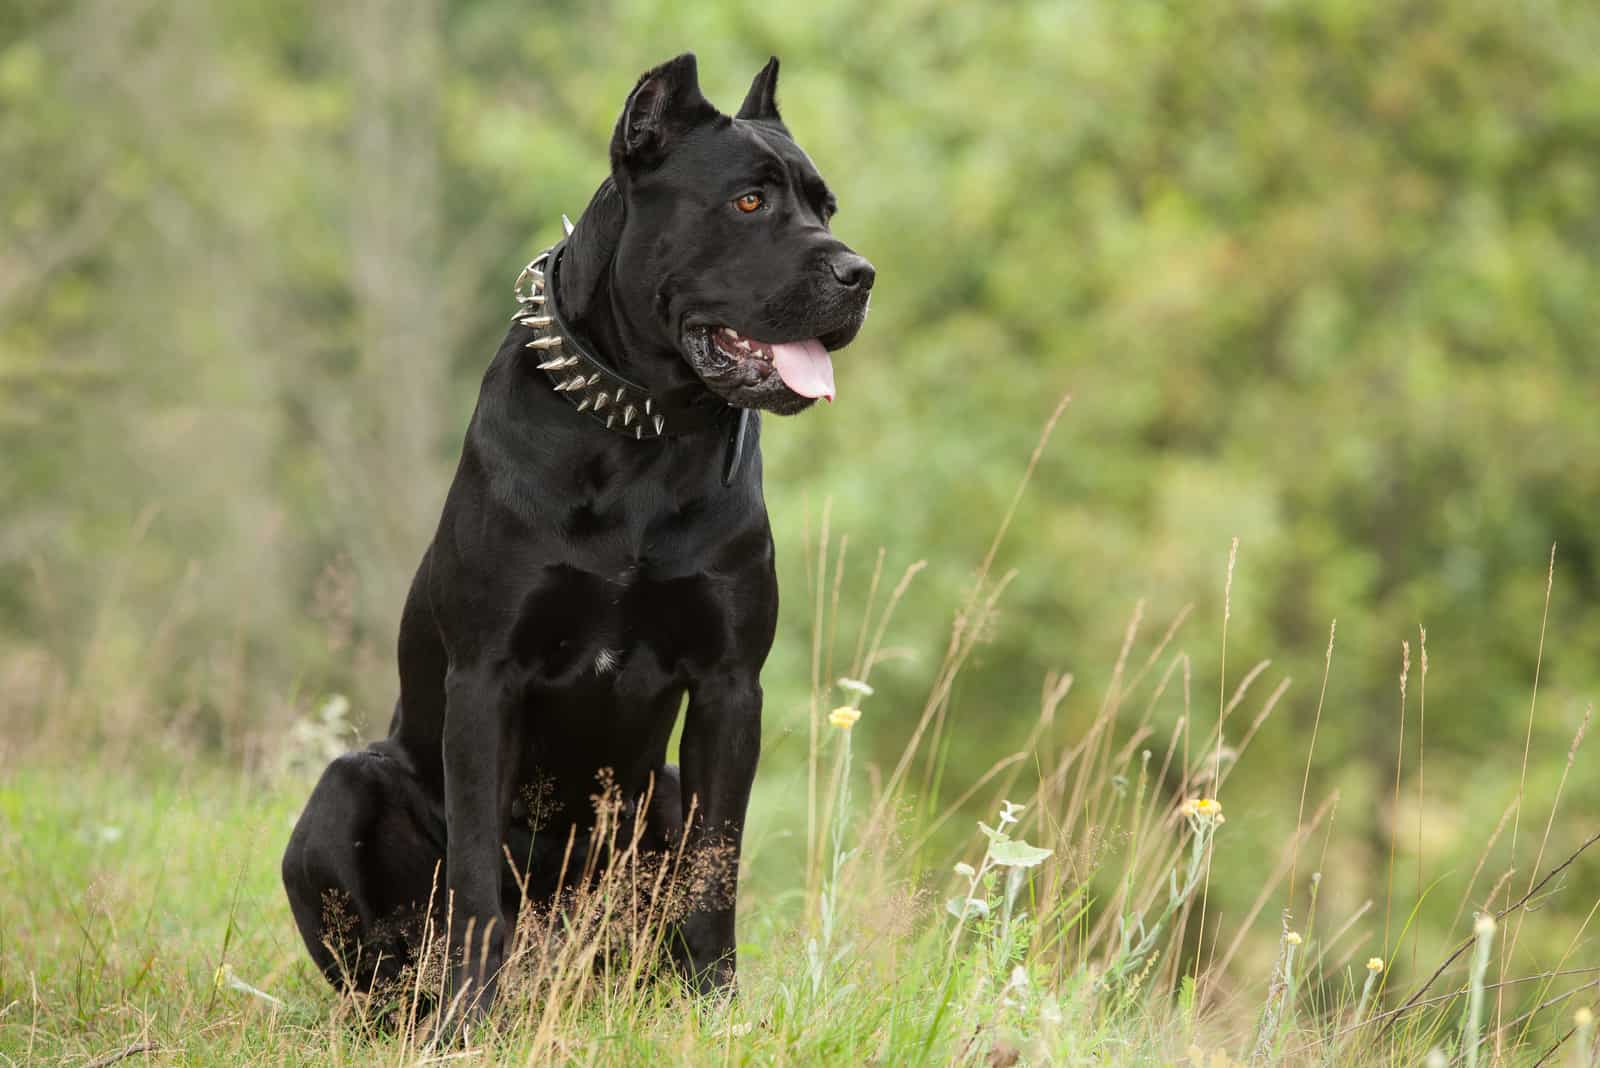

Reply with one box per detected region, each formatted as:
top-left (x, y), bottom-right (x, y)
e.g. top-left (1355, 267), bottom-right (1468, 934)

top-left (2, 0), bottom-right (1596, 959)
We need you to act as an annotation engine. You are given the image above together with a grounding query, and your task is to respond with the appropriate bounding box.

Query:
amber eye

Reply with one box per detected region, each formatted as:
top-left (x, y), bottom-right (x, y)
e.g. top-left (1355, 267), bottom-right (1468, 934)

top-left (734, 192), bottom-right (764, 214)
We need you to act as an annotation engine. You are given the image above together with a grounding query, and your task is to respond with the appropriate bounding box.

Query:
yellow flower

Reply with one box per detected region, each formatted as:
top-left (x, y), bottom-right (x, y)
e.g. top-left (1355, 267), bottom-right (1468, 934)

top-left (828, 706), bottom-right (861, 729)
top-left (1366, 957), bottom-right (1384, 973)
top-left (1284, 931), bottom-right (1302, 946)
top-left (1574, 1007), bottom-right (1593, 1027)
top-left (1180, 797), bottom-right (1223, 820)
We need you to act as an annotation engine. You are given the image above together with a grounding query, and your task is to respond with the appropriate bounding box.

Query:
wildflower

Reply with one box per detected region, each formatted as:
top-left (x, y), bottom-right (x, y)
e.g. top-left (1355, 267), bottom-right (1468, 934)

top-left (1474, 913), bottom-right (1496, 936)
top-left (1354, 953), bottom-right (1384, 1024)
top-left (836, 677), bottom-right (874, 699)
top-left (1251, 925), bottom-right (1301, 1062)
top-left (1180, 797), bottom-right (1224, 822)
top-left (828, 705), bottom-right (861, 729)
top-left (1576, 1007), bottom-right (1593, 1027)
top-left (954, 861), bottom-right (976, 878)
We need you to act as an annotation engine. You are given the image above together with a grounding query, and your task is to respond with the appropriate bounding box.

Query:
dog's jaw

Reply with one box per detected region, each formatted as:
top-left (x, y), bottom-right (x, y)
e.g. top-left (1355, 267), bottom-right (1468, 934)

top-left (679, 326), bottom-right (817, 415)
top-left (678, 310), bottom-right (866, 415)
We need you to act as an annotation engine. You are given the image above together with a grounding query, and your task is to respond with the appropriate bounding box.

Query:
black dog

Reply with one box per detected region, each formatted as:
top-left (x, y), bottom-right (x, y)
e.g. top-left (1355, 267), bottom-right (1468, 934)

top-left (281, 53), bottom-right (873, 1015)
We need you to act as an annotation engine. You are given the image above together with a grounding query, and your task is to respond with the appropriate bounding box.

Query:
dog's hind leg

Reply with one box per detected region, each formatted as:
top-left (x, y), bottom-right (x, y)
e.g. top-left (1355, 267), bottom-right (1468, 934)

top-left (282, 742), bottom-right (445, 995)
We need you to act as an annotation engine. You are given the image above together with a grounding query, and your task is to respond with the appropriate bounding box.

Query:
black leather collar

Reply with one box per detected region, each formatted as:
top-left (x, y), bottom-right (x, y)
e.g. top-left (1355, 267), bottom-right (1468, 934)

top-left (512, 237), bottom-right (752, 485)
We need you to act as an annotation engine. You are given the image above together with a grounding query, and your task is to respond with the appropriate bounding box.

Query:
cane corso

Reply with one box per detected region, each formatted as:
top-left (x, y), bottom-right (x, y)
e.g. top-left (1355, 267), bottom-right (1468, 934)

top-left (281, 53), bottom-right (873, 1015)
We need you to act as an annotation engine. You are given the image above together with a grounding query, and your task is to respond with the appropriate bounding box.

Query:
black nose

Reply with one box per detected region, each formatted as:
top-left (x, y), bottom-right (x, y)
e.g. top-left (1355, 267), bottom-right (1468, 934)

top-left (828, 251), bottom-right (876, 292)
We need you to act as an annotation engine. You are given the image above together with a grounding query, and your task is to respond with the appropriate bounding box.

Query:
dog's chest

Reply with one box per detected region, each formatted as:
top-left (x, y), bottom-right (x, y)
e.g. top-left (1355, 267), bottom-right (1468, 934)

top-left (507, 560), bottom-right (732, 691)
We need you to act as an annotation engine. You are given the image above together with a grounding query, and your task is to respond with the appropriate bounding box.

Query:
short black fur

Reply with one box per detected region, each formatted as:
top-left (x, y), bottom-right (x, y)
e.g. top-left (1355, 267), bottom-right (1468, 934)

top-left (281, 53), bottom-right (875, 1018)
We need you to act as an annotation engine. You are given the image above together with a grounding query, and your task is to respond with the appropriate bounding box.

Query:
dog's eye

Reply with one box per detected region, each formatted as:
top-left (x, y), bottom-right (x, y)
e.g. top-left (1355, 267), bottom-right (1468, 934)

top-left (734, 192), bottom-right (764, 214)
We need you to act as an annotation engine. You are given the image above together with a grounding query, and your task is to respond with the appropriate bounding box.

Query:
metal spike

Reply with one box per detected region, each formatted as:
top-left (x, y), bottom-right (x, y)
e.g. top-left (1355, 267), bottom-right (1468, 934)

top-left (525, 336), bottom-right (563, 350)
top-left (614, 387), bottom-right (627, 404)
top-left (606, 414), bottom-right (616, 429)
top-left (622, 405), bottom-right (637, 427)
top-left (635, 426), bottom-right (643, 440)
top-left (652, 414), bottom-right (664, 436)
top-left (526, 293), bottom-right (545, 305)
top-left (576, 394), bottom-right (593, 412)
top-left (562, 214), bottom-right (575, 236)
top-left (536, 356), bottom-right (569, 370)
top-left (520, 315), bottom-right (553, 328)
top-left (644, 398), bottom-right (653, 416)
top-left (558, 376), bottom-right (587, 392)
top-left (593, 392), bottom-right (609, 411)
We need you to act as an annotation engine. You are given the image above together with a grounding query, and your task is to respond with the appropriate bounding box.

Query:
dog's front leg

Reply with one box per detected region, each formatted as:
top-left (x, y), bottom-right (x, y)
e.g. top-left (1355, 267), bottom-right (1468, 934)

top-left (442, 666), bottom-right (515, 1023)
top-left (676, 674), bottom-right (762, 995)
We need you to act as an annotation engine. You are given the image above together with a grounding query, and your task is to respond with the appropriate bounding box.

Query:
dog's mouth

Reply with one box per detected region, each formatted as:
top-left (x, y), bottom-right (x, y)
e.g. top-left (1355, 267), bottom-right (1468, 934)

top-left (681, 319), bottom-right (860, 415)
top-left (712, 327), bottom-right (835, 399)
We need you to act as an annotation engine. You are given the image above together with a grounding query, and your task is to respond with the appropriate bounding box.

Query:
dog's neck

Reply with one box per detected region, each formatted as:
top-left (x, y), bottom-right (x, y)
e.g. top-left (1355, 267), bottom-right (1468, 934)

top-left (560, 262), bottom-right (708, 412)
top-left (513, 224), bottom-right (753, 482)
top-left (553, 179), bottom-right (706, 411)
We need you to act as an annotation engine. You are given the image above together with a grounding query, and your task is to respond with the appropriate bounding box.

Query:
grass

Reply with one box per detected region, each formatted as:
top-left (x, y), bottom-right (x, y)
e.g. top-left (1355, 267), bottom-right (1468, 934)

top-left (3, 675), bottom-right (1593, 1065)
top-left (3, 400), bottom-right (1597, 1065)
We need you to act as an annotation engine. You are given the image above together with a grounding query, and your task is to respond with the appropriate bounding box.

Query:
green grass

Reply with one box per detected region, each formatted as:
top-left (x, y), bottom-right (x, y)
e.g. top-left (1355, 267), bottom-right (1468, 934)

top-left (3, 408), bottom-right (1596, 1065)
top-left (0, 759), bottom-right (1121, 1066)
top-left (1, 710), bottom-right (1589, 1065)
top-left (0, 763), bottom-right (323, 1064)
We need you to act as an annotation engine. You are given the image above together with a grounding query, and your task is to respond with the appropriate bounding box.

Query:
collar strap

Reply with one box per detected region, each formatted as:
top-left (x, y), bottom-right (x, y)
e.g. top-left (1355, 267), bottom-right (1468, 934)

top-left (512, 240), bottom-right (731, 442)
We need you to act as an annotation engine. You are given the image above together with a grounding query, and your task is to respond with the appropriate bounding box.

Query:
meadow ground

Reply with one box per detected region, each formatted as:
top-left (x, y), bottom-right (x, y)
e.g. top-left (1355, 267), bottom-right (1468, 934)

top-left (3, 421), bottom-right (1598, 1067)
top-left (3, 659), bottom-right (1595, 1066)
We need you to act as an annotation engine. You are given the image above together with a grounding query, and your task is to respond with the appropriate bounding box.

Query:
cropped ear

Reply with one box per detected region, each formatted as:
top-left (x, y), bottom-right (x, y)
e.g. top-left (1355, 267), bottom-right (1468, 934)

top-left (610, 53), bottom-right (717, 171)
top-left (736, 56), bottom-right (781, 121)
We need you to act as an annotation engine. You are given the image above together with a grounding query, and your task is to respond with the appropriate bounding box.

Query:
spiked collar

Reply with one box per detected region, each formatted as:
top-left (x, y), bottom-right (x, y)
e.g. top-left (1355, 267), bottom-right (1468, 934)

top-left (512, 228), bottom-right (753, 485)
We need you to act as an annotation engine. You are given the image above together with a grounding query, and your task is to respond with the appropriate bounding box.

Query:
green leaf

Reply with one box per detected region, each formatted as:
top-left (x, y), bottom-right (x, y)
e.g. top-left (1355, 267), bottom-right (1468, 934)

top-left (987, 839), bottom-right (1053, 868)
top-left (946, 896), bottom-right (990, 921)
top-left (1179, 975), bottom-right (1197, 1025)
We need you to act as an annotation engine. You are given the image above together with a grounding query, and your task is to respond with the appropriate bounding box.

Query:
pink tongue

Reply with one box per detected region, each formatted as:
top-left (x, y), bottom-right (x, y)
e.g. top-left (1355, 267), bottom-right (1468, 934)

top-left (769, 338), bottom-right (836, 401)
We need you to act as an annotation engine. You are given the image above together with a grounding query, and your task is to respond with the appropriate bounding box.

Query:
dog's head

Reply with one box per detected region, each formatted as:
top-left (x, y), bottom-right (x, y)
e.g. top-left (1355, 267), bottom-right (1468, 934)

top-left (561, 54), bottom-right (874, 416)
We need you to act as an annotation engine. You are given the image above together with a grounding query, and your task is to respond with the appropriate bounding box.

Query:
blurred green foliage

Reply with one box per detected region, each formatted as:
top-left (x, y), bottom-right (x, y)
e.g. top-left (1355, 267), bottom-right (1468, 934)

top-left (3, 0), bottom-right (1597, 966)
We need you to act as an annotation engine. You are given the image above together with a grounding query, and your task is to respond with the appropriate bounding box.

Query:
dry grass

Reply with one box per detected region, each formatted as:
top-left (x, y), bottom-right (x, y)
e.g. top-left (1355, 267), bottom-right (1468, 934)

top-left (3, 395), bottom-right (1597, 1065)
